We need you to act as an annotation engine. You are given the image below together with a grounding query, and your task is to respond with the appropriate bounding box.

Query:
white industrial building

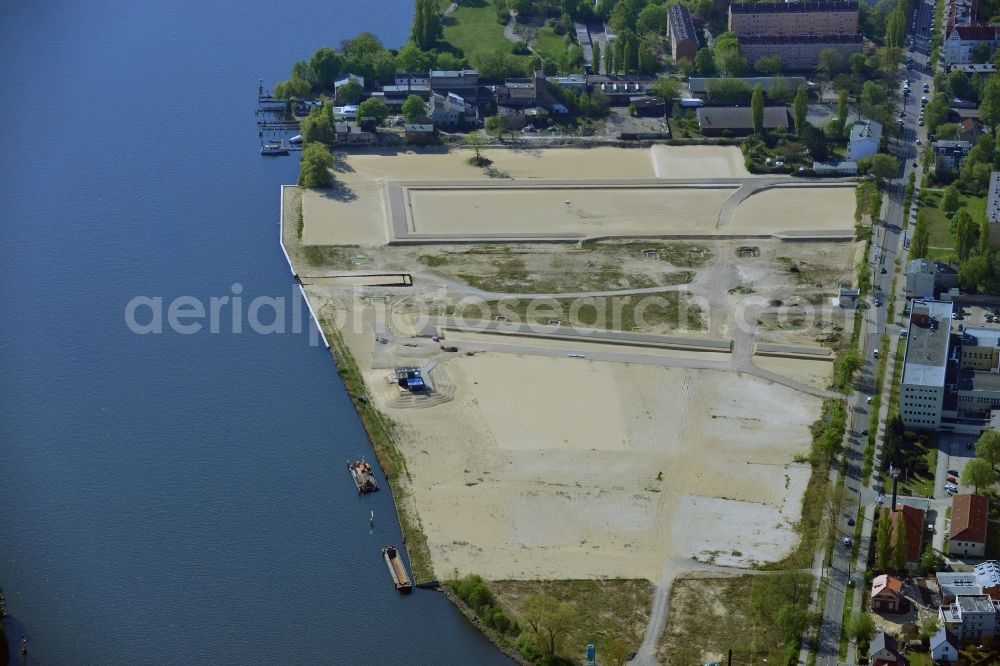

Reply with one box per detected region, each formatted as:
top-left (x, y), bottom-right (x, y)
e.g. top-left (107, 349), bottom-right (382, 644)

top-left (899, 300), bottom-right (954, 430)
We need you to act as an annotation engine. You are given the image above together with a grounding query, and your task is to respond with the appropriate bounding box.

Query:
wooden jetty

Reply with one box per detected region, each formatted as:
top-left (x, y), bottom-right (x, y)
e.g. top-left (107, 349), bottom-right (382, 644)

top-left (382, 546), bottom-right (413, 593)
top-left (348, 459), bottom-right (379, 494)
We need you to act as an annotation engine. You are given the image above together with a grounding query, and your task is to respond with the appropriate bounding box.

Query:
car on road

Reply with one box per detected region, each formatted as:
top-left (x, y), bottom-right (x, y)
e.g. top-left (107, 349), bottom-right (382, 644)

top-left (875, 298), bottom-right (884, 307)
top-left (866, 396), bottom-right (873, 404)
top-left (881, 267), bottom-right (888, 274)
top-left (843, 536), bottom-right (852, 547)
top-left (568, 353), bottom-right (585, 358)
top-left (862, 428), bottom-right (869, 436)
top-left (848, 517), bottom-right (856, 526)
top-left (916, 139), bottom-right (922, 145)
top-left (913, 161), bottom-right (919, 168)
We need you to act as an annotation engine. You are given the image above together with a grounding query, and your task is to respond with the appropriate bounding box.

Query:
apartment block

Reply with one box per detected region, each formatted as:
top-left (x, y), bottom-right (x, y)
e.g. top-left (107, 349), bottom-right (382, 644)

top-left (737, 34), bottom-right (863, 71)
top-left (728, 1), bottom-right (859, 35)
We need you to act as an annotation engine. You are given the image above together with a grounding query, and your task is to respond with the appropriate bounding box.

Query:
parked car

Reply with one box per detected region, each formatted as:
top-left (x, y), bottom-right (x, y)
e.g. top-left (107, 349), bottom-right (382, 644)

top-left (848, 517), bottom-right (856, 526)
top-left (843, 536), bottom-right (853, 547)
top-left (948, 475), bottom-right (958, 484)
top-left (948, 469), bottom-right (959, 476)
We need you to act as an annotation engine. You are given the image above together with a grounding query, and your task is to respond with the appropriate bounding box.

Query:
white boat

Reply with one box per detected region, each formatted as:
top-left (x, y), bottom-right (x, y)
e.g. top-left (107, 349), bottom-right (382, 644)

top-left (260, 140), bottom-right (289, 156)
top-left (288, 134), bottom-right (303, 144)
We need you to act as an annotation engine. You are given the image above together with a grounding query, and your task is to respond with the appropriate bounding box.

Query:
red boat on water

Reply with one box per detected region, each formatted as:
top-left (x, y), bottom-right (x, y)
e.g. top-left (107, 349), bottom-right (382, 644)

top-left (348, 459), bottom-right (378, 493)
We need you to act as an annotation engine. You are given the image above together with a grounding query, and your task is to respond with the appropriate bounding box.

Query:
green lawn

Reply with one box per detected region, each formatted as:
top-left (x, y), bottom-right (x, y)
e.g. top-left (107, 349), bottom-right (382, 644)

top-left (438, 0), bottom-right (523, 64)
top-left (920, 189), bottom-right (986, 261)
top-left (532, 26), bottom-right (566, 65)
top-left (880, 433), bottom-right (937, 498)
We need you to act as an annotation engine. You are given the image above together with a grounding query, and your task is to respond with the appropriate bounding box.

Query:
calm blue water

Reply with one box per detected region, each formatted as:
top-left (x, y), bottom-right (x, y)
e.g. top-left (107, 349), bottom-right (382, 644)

top-left (0, 1), bottom-right (510, 663)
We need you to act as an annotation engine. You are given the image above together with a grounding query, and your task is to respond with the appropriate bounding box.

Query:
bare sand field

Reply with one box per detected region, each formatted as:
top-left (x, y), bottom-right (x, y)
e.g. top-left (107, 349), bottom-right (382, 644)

top-left (729, 185), bottom-right (855, 234)
top-left (649, 145), bottom-right (751, 179)
top-left (363, 347), bottom-right (820, 581)
top-left (752, 355), bottom-right (834, 391)
top-left (407, 186), bottom-right (735, 236)
top-left (301, 186), bottom-right (388, 246)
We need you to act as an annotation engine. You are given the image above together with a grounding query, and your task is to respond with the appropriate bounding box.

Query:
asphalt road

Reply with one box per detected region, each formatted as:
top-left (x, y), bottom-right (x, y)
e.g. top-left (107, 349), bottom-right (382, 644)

top-left (812, 1), bottom-right (937, 663)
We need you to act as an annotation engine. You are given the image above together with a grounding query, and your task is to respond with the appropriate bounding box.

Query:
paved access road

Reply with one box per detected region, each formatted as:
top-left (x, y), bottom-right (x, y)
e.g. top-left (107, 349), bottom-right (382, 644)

top-left (812, 1), bottom-right (937, 664)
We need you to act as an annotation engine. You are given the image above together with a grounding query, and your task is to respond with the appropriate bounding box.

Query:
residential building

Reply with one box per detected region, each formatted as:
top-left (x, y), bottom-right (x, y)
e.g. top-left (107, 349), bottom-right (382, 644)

top-left (944, 26), bottom-right (1000, 66)
top-left (899, 300), bottom-right (954, 430)
top-left (728, 1), bottom-right (859, 35)
top-left (668, 4), bottom-right (698, 62)
top-left (960, 117), bottom-right (987, 143)
top-left (395, 73), bottom-right (431, 87)
top-left (737, 33), bottom-right (864, 70)
top-left (930, 627), bottom-right (959, 662)
top-left (429, 69), bottom-right (479, 101)
top-left (976, 561), bottom-right (1000, 598)
top-left (905, 258), bottom-right (959, 299)
top-left (870, 574), bottom-right (904, 612)
top-left (494, 70), bottom-right (545, 109)
top-left (890, 503), bottom-right (925, 571)
top-left (695, 106), bottom-right (790, 137)
top-left (938, 571), bottom-right (982, 603)
top-left (429, 92), bottom-right (476, 128)
top-left (933, 140), bottom-right (972, 171)
top-left (868, 631), bottom-right (901, 666)
top-left (939, 594), bottom-right (1000, 640)
top-left (947, 0), bottom-right (977, 32)
top-left (949, 493), bottom-right (989, 558)
top-left (846, 120), bottom-right (882, 161)
top-left (687, 76), bottom-right (808, 99)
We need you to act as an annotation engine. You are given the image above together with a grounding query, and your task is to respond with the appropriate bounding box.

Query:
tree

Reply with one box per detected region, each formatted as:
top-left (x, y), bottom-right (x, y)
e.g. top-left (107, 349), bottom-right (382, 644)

top-left (972, 42), bottom-right (992, 64)
top-left (949, 70), bottom-right (973, 100)
top-left (300, 104), bottom-right (334, 144)
top-left (402, 94), bottom-right (427, 122)
top-left (981, 214), bottom-right (992, 256)
top-left (411, 0), bottom-right (441, 50)
top-left (834, 349), bottom-right (862, 388)
top-left (817, 48), bottom-right (845, 78)
top-left (836, 88), bottom-right (848, 136)
top-left (976, 430), bottom-right (1000, 469)
top-left (869, 154), bottom-right (900, 185)
top-left (713, 32), bottom-right (747, 77)
top-left (802, 124), bottom-right (828, 161)
top-left (754, 55), bottom-right (782, 76)
top-left (980, 76), bottom-right (1000, 130)
top-left (308, 47), bottom-right (343, 90)
top-left (910, 211), bottom-right (930, 259)
top-left (960, 253), bottom-right (991, 291)
top-left (846, 612), bottom-right (875, 643)
top-left (356, 97), bottom-right (389, 125)
top-left (942, 184), bottom-right (961, 214)
top-left (876, 508), bottom-right (891, 570)
top-left (298, 142), bottom-right (334, 188)
top-left (962, 457), bottom-right (997, 493)
top-left (706, 78), bottom-right (751, 104)
top-left (751, 84), bottom-right (765, 135)
top-left (636, 3), bottom-right (668, 34)
top-left (335, 79), bottom-right (363, 104)
top-left (649, 76), bottom-right (680, 103)
top-left (592, 40), bottom-right (601, 75)
top-left (602, 640), bottom-right (632, 666)
top-left (605, 42), bottom-right (615, 74)
top-left (521, 594), bottom-right (578, 658)
top-left (792, 85), bottom-right (808, 136)
top-left (396, 42), bottom-right (434, 74)
top-left (694, 47), bottom-right (716, 76)
top-left (892, 512), bottom-right (909, 573)
top-left (273, 76), bottom-right (312, 100)
top-left (953, 209), bottom-right (978, 260)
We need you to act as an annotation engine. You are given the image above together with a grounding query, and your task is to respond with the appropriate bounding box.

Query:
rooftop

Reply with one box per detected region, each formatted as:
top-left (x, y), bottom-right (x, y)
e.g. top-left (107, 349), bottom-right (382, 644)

top-left (668, 4), bottom-right (697, 42)
top-left (730, 0), bottom-right (859, 13)
top-left (961, 325), bottom-right (1000, 348)
top-left (696, 106), bottom-right (790, 130)
top-left (738, 33), bottom-right (864, 45)
top-left (901, 300), bottom-right (954, 388)
top-left (688, 76), bottom-right (807, 94)
top-left (955, 594), bottom-right (997, 613)
top-left (954, 25), bottom-right (1000, 40)
top-left (975, 560), bottom-right (1000, 587)
top-left (849, 120), bottom-right (883, 144)
top-left (934, 140), bottom-right (972, 151)
top-left (951, 493), bottom-right (989, 544)
top-left (937, 571), bottom-right (982, 598)
top-left (871, 573), bottom-right (902, 598)
top-left (958, 368), bottom-right (1000, 392)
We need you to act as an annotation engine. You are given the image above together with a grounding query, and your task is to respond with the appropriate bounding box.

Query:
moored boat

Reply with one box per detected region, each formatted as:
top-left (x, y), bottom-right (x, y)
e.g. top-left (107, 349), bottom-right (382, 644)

top-left (382, 545), bottom-right (413, 593)
top-left (288, 134), bottom-right (303, 144)
top-left (260, 139), bottom-right (289, 155)
top-left (348, 459), bottom-right (378, 493)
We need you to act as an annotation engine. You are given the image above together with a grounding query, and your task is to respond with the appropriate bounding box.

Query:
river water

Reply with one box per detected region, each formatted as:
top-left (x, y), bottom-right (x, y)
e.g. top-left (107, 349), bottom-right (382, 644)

top-left (0, 1), bottom-right (510, 663)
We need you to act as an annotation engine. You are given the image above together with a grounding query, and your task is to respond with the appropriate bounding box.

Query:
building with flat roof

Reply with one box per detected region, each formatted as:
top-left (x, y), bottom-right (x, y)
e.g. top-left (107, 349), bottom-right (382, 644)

top-left (976, 561), bottom-right (1000, 598)
top-left (934, 140), bottom-right (972, 171)
top-left (737, 33), bottom-right (864, 69)
top-left (695, 105), bottom-right (790, 136)
top-left (728, 1), bottom-right (859, 35)
top-left (905, 258), bottom-right (959, 298)
top-left (938, 571), bottom-right (982, 603)
top-left (899, 300), bottom-right (954, 429)
top-left (940, 594), bottom-right (1000, 640)
top-left (847, 120), bottom-right (882, 161)
top-left (668, 4), bottom-right (698, 62)
top-left (987, 172), bottom-right (1000, 248)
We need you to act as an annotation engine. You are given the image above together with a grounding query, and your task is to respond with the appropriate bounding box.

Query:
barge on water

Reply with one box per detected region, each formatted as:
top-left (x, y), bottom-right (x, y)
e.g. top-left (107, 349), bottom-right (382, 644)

top-left (382, 545), bottom-right (413, 593)
top-left (348, 459), bottom-right (378, 493)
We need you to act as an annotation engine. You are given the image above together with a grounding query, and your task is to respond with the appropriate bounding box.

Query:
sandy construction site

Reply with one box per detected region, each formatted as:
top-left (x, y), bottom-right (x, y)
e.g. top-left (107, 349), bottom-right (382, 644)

top-left (322, 311), bottom-right (828, 581)
top-left (299, 146), bottom-right (856, 246)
